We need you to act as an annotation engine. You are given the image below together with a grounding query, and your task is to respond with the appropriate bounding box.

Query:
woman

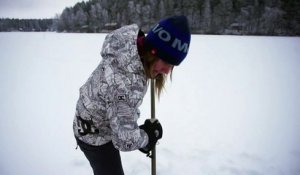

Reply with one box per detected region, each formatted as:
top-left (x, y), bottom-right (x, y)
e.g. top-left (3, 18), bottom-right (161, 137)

top-left (73, 15), bottom-right (191, 175)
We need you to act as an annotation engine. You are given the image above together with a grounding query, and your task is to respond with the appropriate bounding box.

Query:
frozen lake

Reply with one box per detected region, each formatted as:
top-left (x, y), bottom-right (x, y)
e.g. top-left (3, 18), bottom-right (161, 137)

top-left (0, 32), bottom-right (300, 175)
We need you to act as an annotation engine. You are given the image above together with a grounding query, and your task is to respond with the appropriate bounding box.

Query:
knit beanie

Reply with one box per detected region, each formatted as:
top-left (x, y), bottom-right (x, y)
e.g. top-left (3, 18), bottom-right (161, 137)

top-left (145, 16), bottom-right (191, 66)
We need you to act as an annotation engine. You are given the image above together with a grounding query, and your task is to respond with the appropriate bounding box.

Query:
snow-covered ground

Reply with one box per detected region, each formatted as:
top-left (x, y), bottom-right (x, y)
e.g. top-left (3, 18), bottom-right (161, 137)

top-left (0, 32), bottom-right (299, 175)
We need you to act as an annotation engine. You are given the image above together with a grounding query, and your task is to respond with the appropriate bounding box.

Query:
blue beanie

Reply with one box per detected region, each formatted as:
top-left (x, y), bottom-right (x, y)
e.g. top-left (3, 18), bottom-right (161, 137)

top-left (145, 16), bottom-right (191, 66)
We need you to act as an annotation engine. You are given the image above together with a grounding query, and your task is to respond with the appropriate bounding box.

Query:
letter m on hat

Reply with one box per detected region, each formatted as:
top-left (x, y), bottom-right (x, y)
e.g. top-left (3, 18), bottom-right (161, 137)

top-left (172, 38), bottom-right (189, 53)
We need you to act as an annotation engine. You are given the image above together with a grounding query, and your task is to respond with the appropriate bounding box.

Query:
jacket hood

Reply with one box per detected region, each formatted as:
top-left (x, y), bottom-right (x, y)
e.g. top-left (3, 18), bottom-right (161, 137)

top-left (100, 24), bottom-right (144, 74)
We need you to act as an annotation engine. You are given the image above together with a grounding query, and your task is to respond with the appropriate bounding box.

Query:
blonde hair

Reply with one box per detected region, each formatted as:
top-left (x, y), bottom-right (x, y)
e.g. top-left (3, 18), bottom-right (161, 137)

top-left (141, 51), bottom-right (172, 98)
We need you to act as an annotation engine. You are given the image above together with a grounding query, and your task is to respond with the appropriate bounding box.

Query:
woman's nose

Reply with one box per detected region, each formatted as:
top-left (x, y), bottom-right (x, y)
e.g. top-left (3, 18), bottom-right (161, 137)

top-left (161, 65), bottom-right (172, 75)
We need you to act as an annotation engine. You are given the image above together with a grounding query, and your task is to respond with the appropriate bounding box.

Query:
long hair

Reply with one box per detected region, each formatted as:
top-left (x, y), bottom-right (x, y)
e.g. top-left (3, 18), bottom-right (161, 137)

top-left (140, 51), bottom-right (172, 98)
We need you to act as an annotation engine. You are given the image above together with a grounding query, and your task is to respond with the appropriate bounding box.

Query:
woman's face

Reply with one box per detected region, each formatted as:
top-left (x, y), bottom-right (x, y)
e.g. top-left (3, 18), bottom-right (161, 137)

top-left (151, 58), bottom-right (173, 78)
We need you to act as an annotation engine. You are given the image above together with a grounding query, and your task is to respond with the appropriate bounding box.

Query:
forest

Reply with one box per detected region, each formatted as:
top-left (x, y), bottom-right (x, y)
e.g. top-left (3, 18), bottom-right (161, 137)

top-left (1, 0), bottom-right (299, 35)
top-left (0, 18), bottom-right (54, 32)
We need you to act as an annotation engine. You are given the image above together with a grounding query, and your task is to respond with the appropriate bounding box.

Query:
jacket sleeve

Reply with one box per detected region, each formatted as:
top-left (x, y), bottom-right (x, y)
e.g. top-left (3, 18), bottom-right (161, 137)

top-left (106, 72), bottom-right (149, 151)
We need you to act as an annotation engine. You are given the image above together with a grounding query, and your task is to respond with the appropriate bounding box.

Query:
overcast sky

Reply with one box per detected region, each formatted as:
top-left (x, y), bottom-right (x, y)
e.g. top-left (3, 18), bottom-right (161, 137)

top-left (0, 0), bottom-right (87, 19)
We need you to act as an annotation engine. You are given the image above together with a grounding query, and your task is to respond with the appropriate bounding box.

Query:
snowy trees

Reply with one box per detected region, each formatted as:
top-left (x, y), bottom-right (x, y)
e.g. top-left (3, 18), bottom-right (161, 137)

top-left (0, 18), bottom-right (54, 32)
top-left (1, 0), bottom-right (299, 35)
top-left (52, 0), bottom-right (299, 35)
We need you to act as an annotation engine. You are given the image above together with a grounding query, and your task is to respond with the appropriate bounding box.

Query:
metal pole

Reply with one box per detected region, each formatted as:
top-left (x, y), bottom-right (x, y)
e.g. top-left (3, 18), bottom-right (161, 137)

top-left (150, 79), bottom-right (156, 175)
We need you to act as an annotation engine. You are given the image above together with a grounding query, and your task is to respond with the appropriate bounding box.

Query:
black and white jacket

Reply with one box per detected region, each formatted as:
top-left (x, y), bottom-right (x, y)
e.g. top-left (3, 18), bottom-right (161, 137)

top-left (73, 24), bottom-right (149, 151)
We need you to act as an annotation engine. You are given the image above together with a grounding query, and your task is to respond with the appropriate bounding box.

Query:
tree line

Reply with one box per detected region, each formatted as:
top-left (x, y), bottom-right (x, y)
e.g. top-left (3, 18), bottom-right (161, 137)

top-left (0, 18), bottom-right (55, 32)
top-left (1, 0), bottom-right (299, 35)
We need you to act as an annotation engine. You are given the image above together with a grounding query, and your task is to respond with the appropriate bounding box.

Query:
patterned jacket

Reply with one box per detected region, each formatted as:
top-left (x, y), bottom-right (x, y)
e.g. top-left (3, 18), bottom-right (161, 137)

top-left (73, 24), bottom-right (149, 151)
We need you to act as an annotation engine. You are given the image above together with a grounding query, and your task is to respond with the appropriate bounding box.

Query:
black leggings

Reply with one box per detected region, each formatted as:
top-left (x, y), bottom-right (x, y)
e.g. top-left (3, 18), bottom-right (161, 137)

top-left (76, 138), bottom-right (124, 175)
